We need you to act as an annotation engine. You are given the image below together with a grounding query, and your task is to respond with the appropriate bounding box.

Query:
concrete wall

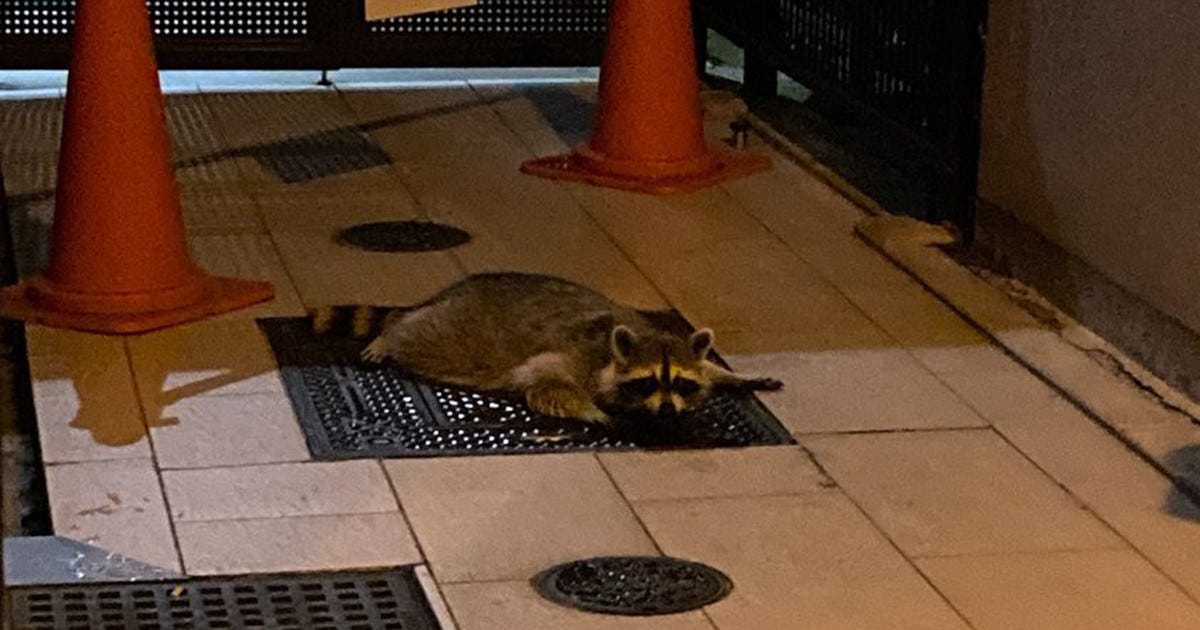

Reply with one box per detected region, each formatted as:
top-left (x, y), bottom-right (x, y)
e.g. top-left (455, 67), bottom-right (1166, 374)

top-left (978, 0), bottom-right (1200, 333)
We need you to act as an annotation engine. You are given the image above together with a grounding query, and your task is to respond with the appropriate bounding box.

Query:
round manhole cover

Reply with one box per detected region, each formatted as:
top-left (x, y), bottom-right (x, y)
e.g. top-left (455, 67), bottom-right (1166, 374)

top-left (532, 556), bottom-right (732, 616)
top-left (335, 221), bottom-right (471, 253)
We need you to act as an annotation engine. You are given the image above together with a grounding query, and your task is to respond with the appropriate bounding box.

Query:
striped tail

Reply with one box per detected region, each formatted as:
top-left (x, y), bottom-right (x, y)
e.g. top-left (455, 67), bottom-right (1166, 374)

top-left (308, 305), bottom-right (395, 339)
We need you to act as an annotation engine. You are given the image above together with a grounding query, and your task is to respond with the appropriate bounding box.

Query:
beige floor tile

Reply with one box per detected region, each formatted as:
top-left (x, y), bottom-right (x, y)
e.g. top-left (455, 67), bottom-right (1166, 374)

top-left (177, 513), bottom-right (421, 575)
top-left (918, 549), bottom-right (1200, 630)
top-left (726, 348), bottom-right (987, 433)
top-left (845, 281), bottom-right (990, 354)
top-left (635, 494), bottom-right (968, 630)
top-left (384, 453), bottom-right (656, 583)
top-left (25, 330), bottom-right (152, 460)
top-left (180, 189), bottom-right (266, 235)
top-left (627, 236), bottom-right (864, 334)
top-left (573, 185), bottom-right (775, 263)
top-left (273, 230), bottom-right (463, 307)
top-left (431, 195), bottom-right (668, 311)
top-left (443, 581), bottom-right (715, 630)
top-left (164, 461), bottom-right (396, 522)
top-left (598, 446), bottom-right (828, 501)
top-left (944, 366), bottom-right (1200, 599)
top-left (151, 393), bottom-right (310, 469)
top-left (722, 158), bottom-right (866, 250)
top-left (45, 458), bottom-right (180, 572)
top-left (187, 233), bottom-right (307, 318)
top-left (127, 318), bottom-right (285, 410)
top-left (254, 189), bottom-right (419, 233)
top-left (712, 319), bottom-right (896, 354)
top-left (805, 430), bottom-right (1122, 557)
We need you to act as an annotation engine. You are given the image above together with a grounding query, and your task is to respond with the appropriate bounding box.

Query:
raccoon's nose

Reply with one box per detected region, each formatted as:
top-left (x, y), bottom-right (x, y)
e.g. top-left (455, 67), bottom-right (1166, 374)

top-left (658, 401), bottom-right (678, 417)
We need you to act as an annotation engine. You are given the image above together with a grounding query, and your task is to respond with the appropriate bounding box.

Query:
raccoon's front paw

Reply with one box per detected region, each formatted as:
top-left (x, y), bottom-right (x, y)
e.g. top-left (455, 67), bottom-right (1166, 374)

top-left (360, 338), bottom-right (388, 364)
top-left (526, 386), bottom-right (612, 425)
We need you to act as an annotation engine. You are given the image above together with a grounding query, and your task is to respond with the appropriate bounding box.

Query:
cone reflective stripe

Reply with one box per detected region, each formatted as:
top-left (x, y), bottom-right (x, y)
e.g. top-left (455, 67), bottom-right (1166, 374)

top-left (521, 0), bottom-right (770, 193)
top-left (0, 0), bottom-right (272, 334)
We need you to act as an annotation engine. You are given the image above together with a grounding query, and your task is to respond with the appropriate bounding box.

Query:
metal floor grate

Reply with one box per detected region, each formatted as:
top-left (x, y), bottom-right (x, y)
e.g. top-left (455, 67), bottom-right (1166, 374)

top-left (241, 128), bottom-right (394, 184)
top-left (258, 312), bottom-right (794, 459)
top-left (8, 567), bottom-right (438, 630)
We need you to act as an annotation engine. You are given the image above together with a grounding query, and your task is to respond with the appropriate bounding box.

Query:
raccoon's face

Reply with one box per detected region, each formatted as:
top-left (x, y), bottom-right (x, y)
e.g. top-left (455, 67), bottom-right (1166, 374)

top-left (599, 325), bottom-right (716, 419)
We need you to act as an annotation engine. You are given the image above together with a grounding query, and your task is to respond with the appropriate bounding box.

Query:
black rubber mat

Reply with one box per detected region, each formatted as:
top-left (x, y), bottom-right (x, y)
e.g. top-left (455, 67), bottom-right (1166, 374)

top-left (258, 312), bottom-right (794, 459)
top-left (244, 128), bottom-right (393, 184)
top-left (533, 556), bottom-right (732, 616)
top-left (7, 567), bottom-right (438, 630)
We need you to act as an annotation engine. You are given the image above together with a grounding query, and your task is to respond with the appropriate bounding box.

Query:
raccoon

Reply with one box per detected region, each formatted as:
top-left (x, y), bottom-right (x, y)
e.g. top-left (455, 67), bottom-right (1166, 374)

top-left (311, 273), bottom-right (781, 425)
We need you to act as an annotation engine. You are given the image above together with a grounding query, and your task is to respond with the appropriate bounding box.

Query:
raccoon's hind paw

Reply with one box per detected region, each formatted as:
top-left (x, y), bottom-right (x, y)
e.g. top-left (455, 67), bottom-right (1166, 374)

top-left (360, 338), bottom-right (388, 364)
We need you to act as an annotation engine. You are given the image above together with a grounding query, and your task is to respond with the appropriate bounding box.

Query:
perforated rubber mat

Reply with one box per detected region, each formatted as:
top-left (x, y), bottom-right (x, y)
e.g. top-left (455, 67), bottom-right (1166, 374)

top-left (258, 312), bottom-right (793, 459)
top-left (7, 567), bottom-right (438, 630)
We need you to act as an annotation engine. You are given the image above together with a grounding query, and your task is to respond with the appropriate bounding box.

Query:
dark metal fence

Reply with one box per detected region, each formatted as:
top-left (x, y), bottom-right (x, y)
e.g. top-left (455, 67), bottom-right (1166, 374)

top-left (696, 0), bottom-right (987, 235)
top-left (0, 0), bottom-right (607, 69)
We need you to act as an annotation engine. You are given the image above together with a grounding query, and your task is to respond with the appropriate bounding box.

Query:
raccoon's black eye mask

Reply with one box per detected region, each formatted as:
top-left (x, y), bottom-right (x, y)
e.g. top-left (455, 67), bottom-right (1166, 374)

top-left (619, 377), bottom-right (659, 397)
top-left (672, 376), bottom-right (701, 396)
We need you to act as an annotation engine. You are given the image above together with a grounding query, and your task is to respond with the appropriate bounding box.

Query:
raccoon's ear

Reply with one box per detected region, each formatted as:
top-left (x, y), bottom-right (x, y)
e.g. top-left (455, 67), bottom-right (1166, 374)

top-left (610, 325), bottom-right (639, 363)
top-left (689, 328), bottom-right (715, 359)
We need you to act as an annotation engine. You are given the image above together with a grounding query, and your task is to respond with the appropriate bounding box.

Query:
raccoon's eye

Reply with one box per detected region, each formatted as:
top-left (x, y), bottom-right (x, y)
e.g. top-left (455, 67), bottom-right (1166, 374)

top-left (672, 377), bottom-right (701, 396)
top-left (619, 377), bottom-right (659, 397)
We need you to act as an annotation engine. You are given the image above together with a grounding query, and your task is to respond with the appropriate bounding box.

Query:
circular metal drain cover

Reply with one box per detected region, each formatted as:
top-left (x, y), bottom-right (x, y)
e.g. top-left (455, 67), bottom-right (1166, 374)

top-left (335, 221), bottom-right (471, 253)
top-left (532, 556), bottom-right (732, 616)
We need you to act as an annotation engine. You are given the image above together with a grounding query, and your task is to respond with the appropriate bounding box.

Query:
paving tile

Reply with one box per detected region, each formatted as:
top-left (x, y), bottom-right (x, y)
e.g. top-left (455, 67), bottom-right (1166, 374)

top-left (573, 185), bottom-right (775, 263)
top-left (943, 366), bottom-right (1200, 599)
top-left (180, 189), bottom-right (266, 235)
top-left (253, 189), bottom-right (420, 233)
top-left (150, 393), bottom-right (310, 469)
top-left (45, 459), bottom-right (180, 572)
top-left (163, 461), bottom-right (396, 522)
top-left (804, 430), bottom-right (1122, 557)
top-left (624, 236), bottom-right (868, 335)
top-left (272, 230), bottom-right (464, 307)
top-left (918, 549), bottom-right (1200, 630)
top-left (598, 446), bottom-right (828, 501)
top-left (442, 581), bottom-right (715, 630)
top-left (187, 233), bottom-right (307, 318)
top-left (843, 281), bottom-right (992, 360)
top-left (127, 318), bottom-right (286, 409)
top-left (176, 513), bottom-right (421, 575)
top-left (432, 194), bottom-right (668, 311)
top-left (712, 319), bottom-right (895, 354)
top-left (25, 331), bottom-right (151, 461)
top-left (635, 494), bottom-right (968, 630)
top-left (384, 453), bottom-right (656, 583)
top-left (726, 348), bottom-right (987, 433)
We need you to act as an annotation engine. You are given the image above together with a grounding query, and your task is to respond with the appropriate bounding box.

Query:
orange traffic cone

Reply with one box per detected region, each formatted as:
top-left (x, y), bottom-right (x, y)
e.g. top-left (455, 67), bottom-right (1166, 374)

top-left (521, 0), bottom-right (770, 194)
top-left (0, 0), bottom-right (272, 334)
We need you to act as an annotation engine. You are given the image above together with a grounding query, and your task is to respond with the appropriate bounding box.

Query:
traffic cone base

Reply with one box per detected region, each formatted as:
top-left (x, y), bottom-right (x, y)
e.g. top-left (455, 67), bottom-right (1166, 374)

top-left (522, 144), bottom-right (771, 195)
top-left (0, 276), bottom-right (273, 335)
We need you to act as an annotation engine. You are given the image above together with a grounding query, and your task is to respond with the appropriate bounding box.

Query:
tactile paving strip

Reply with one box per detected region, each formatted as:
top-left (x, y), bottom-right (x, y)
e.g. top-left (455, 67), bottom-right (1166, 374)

top-left (7, 567), bottom-right (439, 630)
top-left (258, 312), bottom-right (794, 459)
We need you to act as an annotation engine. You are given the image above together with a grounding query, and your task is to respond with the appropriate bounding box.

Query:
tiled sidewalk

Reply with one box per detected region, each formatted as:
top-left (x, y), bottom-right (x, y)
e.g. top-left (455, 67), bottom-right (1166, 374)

top-left (4, 77), bottom-right (1200, 629)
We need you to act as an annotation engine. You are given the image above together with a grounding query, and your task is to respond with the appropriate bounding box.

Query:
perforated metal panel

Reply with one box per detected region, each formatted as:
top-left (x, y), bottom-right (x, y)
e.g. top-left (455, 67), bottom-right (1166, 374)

top-left (2, 0), bottom-right (308, 37)
top-left (369, 0), bottom-right (607, 35)
top-left (8, 568), bottom-right (438, 630)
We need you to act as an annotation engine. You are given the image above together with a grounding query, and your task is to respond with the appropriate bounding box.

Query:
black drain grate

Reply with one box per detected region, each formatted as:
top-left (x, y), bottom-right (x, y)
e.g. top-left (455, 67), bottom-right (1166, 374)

top-left (7, 567), bottom-right (438, 630)
top-left (243, 128), bottom-right (393, 184)
top-left (533, 556), bottom-right (732, 616)
top-left (336, 222), bottom-right (471, 253)
top-left (258, 313), bottom-right (794, 459)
